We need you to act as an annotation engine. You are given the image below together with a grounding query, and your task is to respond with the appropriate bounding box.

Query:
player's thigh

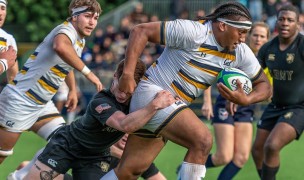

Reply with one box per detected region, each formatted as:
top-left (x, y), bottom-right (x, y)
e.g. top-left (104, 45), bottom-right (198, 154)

top-left (24, 160), bottom-right (60, 180)
top-left (266, 122), bottom-right (296, 150)
top-left (160, 108), bottom-right (212, 149)
top-left (252, 128), bottom-right (270, 151)
top-left (0, 128), bottom-right (21, 151)
top-left (234, 122), bottom-right (253, 153)
top-left (213, 123), bottom-right (234, 156)
top-left (118, 135), bottom-right (165, 173)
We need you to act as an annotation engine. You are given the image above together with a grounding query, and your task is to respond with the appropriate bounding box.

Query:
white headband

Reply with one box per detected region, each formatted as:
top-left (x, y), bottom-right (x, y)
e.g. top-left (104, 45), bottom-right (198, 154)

top-left (72, 6), bottom-right (89, 16)
top-left (217, 18), bottom-right (252, 30)
top-left (0, 0), bottom-right (7, 6)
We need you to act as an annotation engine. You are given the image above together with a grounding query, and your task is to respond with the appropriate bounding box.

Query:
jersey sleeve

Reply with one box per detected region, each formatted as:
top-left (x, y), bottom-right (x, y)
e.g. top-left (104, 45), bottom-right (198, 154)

top-left (7, 34), bottom-right (17, 52)
top-left (164, 19), bottom-right (207, 49)
top-left (236, 43), bottom-right (262, 80)
top-left (56, 23), bottom-right (77, 45)
top-left (257, 43), bottom-right (268, 69)
top-left (89, 97), bottom-right (119, 124)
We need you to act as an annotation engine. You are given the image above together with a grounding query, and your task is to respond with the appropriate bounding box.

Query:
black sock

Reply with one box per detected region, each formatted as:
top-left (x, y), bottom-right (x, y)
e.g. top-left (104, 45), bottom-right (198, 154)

top-left (261, 162), bottom-right (279, 180)
top-left (257, 169), bottom-right (262, 178)
top-left (218, 161), bottom-right (241, 180)
top-left (205, 154), bottom-right (215, 168)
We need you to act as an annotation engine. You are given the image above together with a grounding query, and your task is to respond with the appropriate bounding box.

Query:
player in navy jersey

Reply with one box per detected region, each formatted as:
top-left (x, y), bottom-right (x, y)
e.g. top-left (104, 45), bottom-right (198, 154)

top-left (252, 4), bottom-right (304, 180)
top-left (101, 1), bottom-right (272, 180)
top-left (23, 60), bottom-right (176, 180)
top-left (200, 22), bottom-right (270, 180)
top-left (0, 0), bottom-right (17, 79)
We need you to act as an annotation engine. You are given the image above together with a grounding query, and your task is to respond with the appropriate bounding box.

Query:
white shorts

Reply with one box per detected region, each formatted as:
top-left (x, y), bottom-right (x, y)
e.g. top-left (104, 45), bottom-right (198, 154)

top-left (0, 85), bottom-right (60, 133)
top-left (130, 80), bottom-right (188, 135)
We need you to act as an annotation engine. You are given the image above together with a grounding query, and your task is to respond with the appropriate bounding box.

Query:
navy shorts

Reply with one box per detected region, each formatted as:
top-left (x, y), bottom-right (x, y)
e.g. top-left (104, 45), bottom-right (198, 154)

top-left (257, 103), bottom-right (304, 139)
top-left (38, 126), bottom-right (112, 179)
top-left (213, 95), bottom-right (254, 125)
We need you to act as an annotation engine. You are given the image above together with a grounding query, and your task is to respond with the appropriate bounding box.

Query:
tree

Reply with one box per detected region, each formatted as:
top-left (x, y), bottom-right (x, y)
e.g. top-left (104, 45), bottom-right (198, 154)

top-left (5, 0), bottom-right (127, 42)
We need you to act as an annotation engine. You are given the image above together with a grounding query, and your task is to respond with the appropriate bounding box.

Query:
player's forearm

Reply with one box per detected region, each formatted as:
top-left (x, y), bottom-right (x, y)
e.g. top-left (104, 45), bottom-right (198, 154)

top-left (65, 70), bottom-right (76, 92)
top-left (53, 35), bottom-right (90, 76)
top-left (123, 22), bottom-right (161, 75)
top-left (203, 87), bottom-right (212, 104)
top-left (120, 100), bottom-right (160, 133)
top-left (248, 73), bottom-right (272, 104)
top-left (6, 62), bottom-right (18, 82)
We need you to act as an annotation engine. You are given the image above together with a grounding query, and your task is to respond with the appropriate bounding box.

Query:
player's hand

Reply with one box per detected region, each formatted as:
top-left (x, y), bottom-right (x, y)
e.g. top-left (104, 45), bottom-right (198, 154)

top-left (65, 90), bottom-right (78, 112)
top-left (0, 46), bottom-right (17, 69)
top-left (225, 100), bottom-right (237, 115)
top-left (217, 79), bottom-right (249, 106)
top-left (118, 74), bottom-right (136, 94)
top-left (201, 102), bottom-right (213, 121)
top-left (85, 72), bottom-right (103, 92)
top-left (153, 90), bottom-right (176, 110)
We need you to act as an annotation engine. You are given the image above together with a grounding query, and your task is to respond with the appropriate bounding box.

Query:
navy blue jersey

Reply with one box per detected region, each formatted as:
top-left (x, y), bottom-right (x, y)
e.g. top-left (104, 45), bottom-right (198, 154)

top-left (258, 34), bottom-right (304, 106)
top-left (69, 89), bottom-right (128, 153)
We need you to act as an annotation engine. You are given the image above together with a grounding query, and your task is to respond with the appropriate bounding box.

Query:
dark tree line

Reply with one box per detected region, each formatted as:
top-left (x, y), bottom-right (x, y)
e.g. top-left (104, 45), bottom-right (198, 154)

top-left (4, 0), bottom-right (127, 42)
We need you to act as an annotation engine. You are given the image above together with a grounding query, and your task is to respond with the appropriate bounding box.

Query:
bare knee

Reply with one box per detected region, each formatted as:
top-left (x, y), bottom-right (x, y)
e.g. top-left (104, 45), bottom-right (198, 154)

top-left (213, 152), bottom-right (233, 166)
top-left (264, 140), bottom-right (280, 155)
top-left (189, 130), bottom-right (213, 157)
top-left (117, 163), bottom-right (148, 180)
top-left (252, 142), bottom-right (263, 158)
top-left (233, 152), bottom-right (250, 167)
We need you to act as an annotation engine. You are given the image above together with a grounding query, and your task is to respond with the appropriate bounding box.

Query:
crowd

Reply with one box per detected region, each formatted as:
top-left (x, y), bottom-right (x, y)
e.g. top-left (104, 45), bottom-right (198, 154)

top-left (1, 0), bottom-right (304, 179)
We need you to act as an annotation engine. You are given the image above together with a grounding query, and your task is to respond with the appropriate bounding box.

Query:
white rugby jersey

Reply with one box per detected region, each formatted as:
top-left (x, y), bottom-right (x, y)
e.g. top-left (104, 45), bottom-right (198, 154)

top-left (144, 19), bottom-right (262, 104)
top-left (11, 21), bottom-right (85, 105)
top-left (0, 28), bottom-right (17, 52)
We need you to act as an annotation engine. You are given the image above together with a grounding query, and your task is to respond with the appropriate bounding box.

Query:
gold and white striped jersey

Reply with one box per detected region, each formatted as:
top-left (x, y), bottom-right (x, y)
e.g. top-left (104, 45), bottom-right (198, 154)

top-left (0, 28), bottom-right (17, 52)
top-left (11, 21), bottom-right (85, 105)
top-left (144, 19), bottom-right (262, 104)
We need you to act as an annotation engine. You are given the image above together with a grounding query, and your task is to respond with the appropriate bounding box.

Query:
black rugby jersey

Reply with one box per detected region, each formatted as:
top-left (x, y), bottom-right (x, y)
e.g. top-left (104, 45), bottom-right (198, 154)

top-left (69, 89), bottom-right (128, 153)
top-left (258, 33), bottom-right (304, 106)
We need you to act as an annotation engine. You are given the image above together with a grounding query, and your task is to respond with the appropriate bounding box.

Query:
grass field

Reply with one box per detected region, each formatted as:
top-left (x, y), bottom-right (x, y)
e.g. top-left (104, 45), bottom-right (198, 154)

top-left (1, 121), bottom-right (304, 179)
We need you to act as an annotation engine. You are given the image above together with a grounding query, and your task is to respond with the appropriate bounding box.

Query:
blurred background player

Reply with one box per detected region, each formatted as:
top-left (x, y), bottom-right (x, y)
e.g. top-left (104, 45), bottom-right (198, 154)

top-left (252, 4), bottom-right (304, 179)
top-left (200, 22), bottom-right (270, 180)
top-left (0, 0), bottom-right (102, 165)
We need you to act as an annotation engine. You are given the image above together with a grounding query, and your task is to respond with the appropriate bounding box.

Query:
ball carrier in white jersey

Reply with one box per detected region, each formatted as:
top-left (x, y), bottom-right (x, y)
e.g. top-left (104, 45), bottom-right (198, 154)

top-left (0, 0), bottom-right (103, 165)
top-left (101, 1), bottom-right (272, 180)
top-left (0, 0), bottom-right (18, 80)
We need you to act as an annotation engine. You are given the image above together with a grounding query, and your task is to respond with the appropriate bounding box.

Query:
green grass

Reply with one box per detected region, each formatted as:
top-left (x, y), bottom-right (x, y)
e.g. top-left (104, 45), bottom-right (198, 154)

top-left (1, 122), bottom-right (304, 180)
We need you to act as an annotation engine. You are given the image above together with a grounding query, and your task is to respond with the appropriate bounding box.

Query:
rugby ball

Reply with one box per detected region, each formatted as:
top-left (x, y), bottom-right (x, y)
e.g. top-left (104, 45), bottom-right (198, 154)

top-left (217, 68), bottom-right (252, 95)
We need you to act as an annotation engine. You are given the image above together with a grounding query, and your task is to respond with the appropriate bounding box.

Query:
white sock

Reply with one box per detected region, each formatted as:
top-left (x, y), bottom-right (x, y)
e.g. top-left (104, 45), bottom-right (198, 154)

top-left (100, 169), bottom-right (118, 180)
top-left (177, 161), bottom-right (206, 180)
top-left (14, 148), bottom-right (44, 179)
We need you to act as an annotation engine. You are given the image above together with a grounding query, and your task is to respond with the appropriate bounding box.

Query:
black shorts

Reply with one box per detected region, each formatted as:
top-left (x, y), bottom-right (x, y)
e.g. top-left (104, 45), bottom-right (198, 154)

top-left (38, 126), bottom-right (111, 179)
top-left (213, 96), bottom-right (254, 125)
top-left (257, 103), bottom-right (304, 139)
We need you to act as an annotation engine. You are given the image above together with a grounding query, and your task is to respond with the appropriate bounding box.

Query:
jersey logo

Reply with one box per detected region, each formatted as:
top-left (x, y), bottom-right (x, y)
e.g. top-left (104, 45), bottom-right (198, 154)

top-left (47, 158), bottom-right (58, 167)
top-left (223, 59), bottom-right (232, 66)
top-left (6, 121), bottom-right (15, 128)
top-left (268, 54), bottom-right (275, 61)
top-left (286, 53), bottom-right (295, 64)
top-left (95, 103), bottom-right (111, 113)
top-left (100, 161), bottom-right (110, 172)
top-left (284, 112), bottom-right (293, 119)
top-left (218, 108), bottom-right (228, 121)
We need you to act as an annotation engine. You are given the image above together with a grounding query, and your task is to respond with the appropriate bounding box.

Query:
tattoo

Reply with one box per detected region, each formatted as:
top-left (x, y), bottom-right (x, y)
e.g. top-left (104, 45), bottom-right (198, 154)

top-left (40, 171), bottom-right (54, 180)
top-left (34, 163), bottom-right (56, 180)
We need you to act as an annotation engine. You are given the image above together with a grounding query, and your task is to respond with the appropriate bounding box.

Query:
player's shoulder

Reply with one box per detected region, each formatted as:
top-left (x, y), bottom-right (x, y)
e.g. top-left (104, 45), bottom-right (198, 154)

top-left (0, 28), bottom-right (15, 40)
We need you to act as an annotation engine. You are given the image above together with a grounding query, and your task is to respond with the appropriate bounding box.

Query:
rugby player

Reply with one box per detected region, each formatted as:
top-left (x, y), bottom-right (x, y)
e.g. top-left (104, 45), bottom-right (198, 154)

top-left (101, 1), bottom-right (272, 179)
